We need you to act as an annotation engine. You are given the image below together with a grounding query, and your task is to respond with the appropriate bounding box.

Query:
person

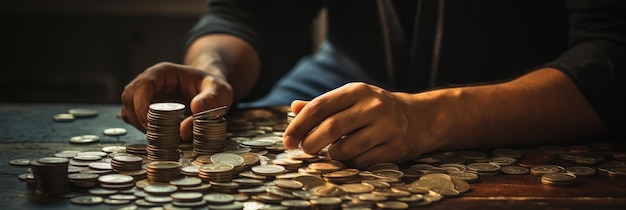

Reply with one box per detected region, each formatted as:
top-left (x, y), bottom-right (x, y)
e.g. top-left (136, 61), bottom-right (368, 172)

top-left (121, 0), bottom-right (625, 169)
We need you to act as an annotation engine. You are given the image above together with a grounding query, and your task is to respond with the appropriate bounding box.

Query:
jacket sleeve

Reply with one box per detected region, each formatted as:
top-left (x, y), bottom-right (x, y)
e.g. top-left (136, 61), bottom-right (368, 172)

top-left (184, 0), bottom-right (324, 101)
top-left (546, 0), bottom-right (626, 128)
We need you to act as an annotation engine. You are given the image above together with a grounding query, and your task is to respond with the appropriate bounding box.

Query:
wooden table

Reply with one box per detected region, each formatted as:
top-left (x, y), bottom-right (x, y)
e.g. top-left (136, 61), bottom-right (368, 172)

top-left (1, 103), bottom-right (625, 210)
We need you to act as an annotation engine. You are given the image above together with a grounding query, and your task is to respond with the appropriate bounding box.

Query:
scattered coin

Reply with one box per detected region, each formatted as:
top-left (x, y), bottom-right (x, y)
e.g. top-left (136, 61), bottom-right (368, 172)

top-left (53, 113), bottom-right (75, 122)
top-left (68, 108), bottom-right (99, 118)
top-left (69, 135), bottom-right (100, 144)
top-left (103, 128), bottom-right (127, 136)
top-left (8, 159), bottom-right (30, 166)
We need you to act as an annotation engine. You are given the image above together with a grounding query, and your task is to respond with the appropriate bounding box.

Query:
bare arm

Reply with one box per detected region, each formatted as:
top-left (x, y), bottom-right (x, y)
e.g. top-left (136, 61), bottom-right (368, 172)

top-left (284, 68), bottom-right (610, 168)
top-left (184, 34), bottom-right (260, 103)
top-left (414, 67), bottom-right (609, 152)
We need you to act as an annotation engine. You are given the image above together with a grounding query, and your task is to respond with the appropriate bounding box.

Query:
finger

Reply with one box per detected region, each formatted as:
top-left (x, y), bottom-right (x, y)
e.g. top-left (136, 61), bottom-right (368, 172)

top-left (180, 116), bottom-right (194, 141)
top-left (299, 104), bottom-right (370, 155)
top-left (326, 125), bottom-right (385, 161)
top-left (283, 100), bottom-right (308, 149)
top-left (190, 78), bottom-right (232, 114)
top-left (290, 100), bottom-right (308, 115)
top-left (283, 85), bottom-right (357, 150)
top-left (132, 82), bottom-right (155, 131)
top-left (121, 84), bottom-right (144, 132)
top-left (350, 143), bottom-right (406, 169)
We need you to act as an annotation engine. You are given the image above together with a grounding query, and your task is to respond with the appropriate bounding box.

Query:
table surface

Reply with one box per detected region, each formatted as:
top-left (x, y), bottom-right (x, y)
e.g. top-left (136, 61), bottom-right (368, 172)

top-left (1, 103), bottom-right (626, 210)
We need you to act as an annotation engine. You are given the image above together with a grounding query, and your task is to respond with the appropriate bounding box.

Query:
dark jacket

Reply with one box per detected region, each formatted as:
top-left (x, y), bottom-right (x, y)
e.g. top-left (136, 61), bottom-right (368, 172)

top-left (185, 0), bottom-right (625, 129)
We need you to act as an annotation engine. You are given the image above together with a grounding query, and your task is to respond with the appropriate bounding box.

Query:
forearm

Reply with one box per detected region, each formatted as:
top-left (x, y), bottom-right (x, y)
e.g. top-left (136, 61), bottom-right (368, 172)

top-left (184, 34), bottom-right (261, 102)
top-left (414, 68), bottom-right (609, 152)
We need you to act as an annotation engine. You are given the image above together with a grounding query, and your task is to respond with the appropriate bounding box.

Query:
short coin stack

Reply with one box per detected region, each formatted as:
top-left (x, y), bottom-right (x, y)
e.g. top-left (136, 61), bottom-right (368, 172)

top-left (192, 106), bottom-right (229, 155)
top-left (146, 161), bottom-right (183, 183)
top-left (29, 157), bottom-right (71, 196)
top-left (146, 103), bottom-right (185, 161)
top-left (111, 155), bottom-right (143, 172)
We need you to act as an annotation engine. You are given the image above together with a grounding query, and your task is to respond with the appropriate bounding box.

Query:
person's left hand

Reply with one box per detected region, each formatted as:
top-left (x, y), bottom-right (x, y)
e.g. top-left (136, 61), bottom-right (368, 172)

top-left (282, 82), bottom-right (423, 169)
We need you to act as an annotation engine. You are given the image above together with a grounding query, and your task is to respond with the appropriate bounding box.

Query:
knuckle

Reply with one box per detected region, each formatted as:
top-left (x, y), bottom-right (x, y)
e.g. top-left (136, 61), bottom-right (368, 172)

top-left (323, 119), bottom-right (342, 138)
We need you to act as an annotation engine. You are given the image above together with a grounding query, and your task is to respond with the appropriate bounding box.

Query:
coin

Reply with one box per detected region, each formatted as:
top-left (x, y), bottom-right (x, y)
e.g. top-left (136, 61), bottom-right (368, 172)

top-left (251, 164), bottom-right (285, 176)
top-left (211, 153), bottom-right (245, 167)
top-left (501, 166), bottom-right (530, 175)
top-left (99, 174), bottom-right (134, 184)
top-left (531, 165), bottom-right (565, 175)
top-left (53, 113), bottom-right (75, 122)
top-left (69, 135), bottom-right (100, 144)
top-left (70, 195), bottom-right (103, 205)
top-left (103, 128), bottom-right (127, 136)
top-left (9, 159), bottom-right (30, 166)
top-left (170, 177), bottom-right (202, 187)
top-left (566, 166), bottom-right (596, 177)
top-left (102, 146), bottom-right (127, 153)
top-left (171, 192), bottom-right (204, 202)
top-left (340, 183), bottom-right (375, 194)
top-left (203, 193), bottom-right (234, 204)
top-left (193, 105), bottom-right (228, 119)
top-left (149, 103), bottom-right (186, 112)
top-left (68, 108), bottom-right (98, 118)
top-left (143, 183), bottom-right (178, 195)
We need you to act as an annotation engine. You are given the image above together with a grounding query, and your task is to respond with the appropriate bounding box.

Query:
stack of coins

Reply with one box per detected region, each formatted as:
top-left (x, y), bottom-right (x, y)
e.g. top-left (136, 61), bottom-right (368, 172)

top-left (146, 161), bottom-right (182, 183)
top-left (192, 106), bottom-right (229, 155)
top-left (126, 144), bottom-right (148, 156)
top-left (68, 173), bottom-right (99, 188)
top-left (198, 163), bottom-right (234, 183)
top-left (111, 155), bottom-right (143, 172)
top-left (98, 174), bottom-right (135, 190)
top-left (146, 103), bottom-right (185, 161)
top-left (30, 157), bottom-right (71, 196)
top-left (192, 155), bottom-right (213, 166)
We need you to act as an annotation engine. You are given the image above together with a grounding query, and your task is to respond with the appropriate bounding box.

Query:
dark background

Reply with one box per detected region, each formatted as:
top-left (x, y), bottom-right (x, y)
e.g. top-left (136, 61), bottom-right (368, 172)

top-left (0, 0), bottom-right (207, 104)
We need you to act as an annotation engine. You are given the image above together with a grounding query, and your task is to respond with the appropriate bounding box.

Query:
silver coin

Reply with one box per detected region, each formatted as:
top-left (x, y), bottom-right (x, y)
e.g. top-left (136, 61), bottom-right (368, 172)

top-left (169, 177), bottom-right (202, 187)
top-left (149, 103), bottom-right (185, 112)
top-left (211, 153), bottom-right (245, 167)
top-left (566, 166), bottom-right (596, 177)
top-left (8, 159), bottom-right (30, 166)
top-left (98, 174), bottom-right (134, 184)
top-left (203, 193), bottom-right (234, 204)
top-left (53, 113), bottom-right (75, 122)
top-left (501, 166), bottom-right (530, 175)
top-left (171, 192), bottom-right (203, 201)
top-left (104, 128), bottom-right (127, 136)
top-left (70, 135), bottom-right (100, 144)
top-left (143, 184), bottom-right (178, 194)
top-left (103, 198), bottom-right (131, 205)
top-left (68, 108), bottom-right (99, 118)
top-left (70, 195), bottom-right (103, 205)
top-left (193, 105), bottom-right (228, 119)
top-left (38, 157), bottom-right (69, 164)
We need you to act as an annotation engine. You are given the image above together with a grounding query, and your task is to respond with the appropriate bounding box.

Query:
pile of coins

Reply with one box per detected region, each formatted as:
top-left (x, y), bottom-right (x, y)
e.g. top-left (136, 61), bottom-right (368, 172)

top-left (146, 103), bottom-right (185, 161)
top-left (11, 105), bottom-right (626, 209)
top-left (192, 106), bottom-right (229, 155)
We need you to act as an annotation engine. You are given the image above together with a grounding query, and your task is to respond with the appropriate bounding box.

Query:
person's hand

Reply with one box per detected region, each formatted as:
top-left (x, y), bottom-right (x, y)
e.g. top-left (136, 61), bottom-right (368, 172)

top-left (120, 62), bottom-right (233, 141)
top-left (283, 82), bottom-right (427, 169)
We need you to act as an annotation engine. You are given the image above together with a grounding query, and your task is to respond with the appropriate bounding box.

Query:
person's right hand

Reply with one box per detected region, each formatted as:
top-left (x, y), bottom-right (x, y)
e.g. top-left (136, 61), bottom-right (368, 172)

top-left (120, 62), bottom-right (233, 141)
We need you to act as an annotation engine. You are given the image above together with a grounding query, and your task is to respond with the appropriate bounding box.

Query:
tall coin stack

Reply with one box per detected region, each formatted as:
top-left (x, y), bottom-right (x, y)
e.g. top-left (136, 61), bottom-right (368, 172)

top-left (30, 157), bottom-right (71, 196)
top-left (192, 106), bottom-right (229, 155)
top-left (147, 103), bottom-right (186, 161)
